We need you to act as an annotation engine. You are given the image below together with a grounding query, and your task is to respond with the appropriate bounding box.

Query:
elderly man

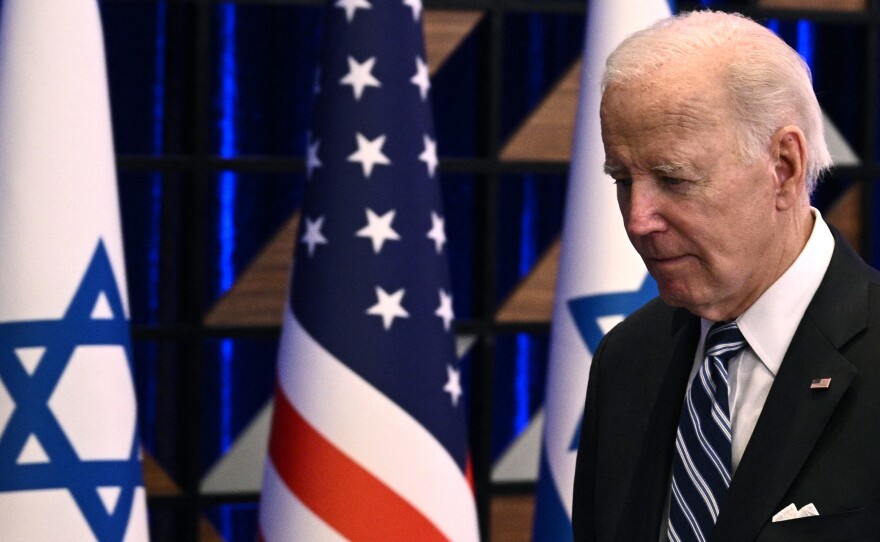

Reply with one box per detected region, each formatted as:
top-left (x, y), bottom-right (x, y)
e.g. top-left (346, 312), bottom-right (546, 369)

top-left (572, 10), bottom-right (880, 542)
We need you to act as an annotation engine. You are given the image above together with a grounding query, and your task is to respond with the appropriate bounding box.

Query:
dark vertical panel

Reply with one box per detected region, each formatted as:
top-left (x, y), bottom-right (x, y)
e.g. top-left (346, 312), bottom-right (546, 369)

top-left (431, 18), bottom-right (484, 157)
top-left (500, 12), bottom-right (583, 145)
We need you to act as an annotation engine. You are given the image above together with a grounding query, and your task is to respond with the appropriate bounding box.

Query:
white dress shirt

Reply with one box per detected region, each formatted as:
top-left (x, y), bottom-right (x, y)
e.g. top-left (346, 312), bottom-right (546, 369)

top-left (660, 208), bottom-right (834, 540)
top-left (692, 208), bottom-right (834, 472)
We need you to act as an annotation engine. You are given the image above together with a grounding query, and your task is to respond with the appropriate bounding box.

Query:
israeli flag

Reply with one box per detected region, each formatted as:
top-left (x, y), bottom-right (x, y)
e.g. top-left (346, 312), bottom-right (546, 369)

top-left (0, 1), bottom-right (150, 540)
top-left (532, 1), bottom-right (671, 539)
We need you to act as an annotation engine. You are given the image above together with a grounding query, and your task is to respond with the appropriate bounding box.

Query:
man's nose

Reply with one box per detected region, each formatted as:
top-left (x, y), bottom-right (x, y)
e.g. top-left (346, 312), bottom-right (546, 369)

top-left (623, 184), bottom-right (665, 237)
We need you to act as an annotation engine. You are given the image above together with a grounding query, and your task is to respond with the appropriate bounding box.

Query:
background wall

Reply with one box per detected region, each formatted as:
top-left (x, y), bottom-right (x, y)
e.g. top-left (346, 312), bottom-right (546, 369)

top-left (99, 0), bottom-right (875, 539)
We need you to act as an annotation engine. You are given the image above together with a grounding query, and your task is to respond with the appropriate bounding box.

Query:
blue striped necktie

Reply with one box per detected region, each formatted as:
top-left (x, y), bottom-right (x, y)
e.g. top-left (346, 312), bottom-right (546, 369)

top-left (667, 321), bottom-right (747, 542)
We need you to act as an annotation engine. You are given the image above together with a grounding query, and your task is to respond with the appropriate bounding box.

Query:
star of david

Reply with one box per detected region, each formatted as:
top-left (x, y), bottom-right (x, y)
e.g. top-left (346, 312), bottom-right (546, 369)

top-left (0, 240), bottom-right (142, 541)
top-left (566, 274), bottom-right (658, 451)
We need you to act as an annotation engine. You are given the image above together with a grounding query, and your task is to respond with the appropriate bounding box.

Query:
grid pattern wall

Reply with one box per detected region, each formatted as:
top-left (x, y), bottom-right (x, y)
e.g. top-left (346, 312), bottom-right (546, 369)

top-left (97, 0), bottom-right (879, 540)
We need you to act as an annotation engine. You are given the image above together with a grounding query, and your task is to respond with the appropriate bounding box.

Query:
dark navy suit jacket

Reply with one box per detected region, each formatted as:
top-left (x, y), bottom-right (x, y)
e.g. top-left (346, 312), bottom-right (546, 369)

top-left (572, 230), bottom-right (880, 541)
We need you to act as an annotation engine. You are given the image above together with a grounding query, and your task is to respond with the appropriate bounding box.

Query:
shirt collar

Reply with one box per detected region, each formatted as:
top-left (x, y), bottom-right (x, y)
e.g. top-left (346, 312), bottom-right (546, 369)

top-left (702, 208), bottom-right (834, 375)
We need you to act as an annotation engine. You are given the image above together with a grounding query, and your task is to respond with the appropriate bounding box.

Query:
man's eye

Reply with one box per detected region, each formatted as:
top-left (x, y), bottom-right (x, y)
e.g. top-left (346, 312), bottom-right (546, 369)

top-left (662, 177), bottom-right (684, 186)
top-left (613, 178), bottom-right (632, 187)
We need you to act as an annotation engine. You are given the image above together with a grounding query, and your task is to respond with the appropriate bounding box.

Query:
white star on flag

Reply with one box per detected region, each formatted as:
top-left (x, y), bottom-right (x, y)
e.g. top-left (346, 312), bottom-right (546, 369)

top-left (366, 286), bottom-right (409, 330)
top-left (340, 56), bottom-right (381, 101)
top-left (348, 133), bottom-right (391, 178)
top-left (402, 0), bottom-right (422, 21)
top-left (419, 134), bottom-right (438, 177)
top-left (301, 216), bottom-right (328, 257)
top-left (410, 56), bottom-right (430, 100)
top-left (306, 134), bottom-right (322, 179)
top-left (427, 211), bottom-right (446, 253)
top-left (356, 208), bottom-right (400, 253)
top-left (258, 0), bottom-right (481, 537)
top-left (443, 365), bottom-right (462, 406)
top-left (335, 0), bottom-right (371, 23)
top-left (435, 289), bottom-right (454, 331)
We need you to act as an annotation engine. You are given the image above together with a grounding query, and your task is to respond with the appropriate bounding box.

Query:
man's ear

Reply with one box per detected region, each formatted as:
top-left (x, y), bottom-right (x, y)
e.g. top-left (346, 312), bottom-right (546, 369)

top-left (771, 125), bottom-right (807, 210)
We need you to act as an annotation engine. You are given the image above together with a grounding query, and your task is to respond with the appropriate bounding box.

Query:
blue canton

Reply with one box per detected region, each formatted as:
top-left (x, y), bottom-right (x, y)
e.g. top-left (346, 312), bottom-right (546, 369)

top-left (567, 275), bottom-right (658, 450)
top-left (289, 0), bottom-right (467, 469)
top-left (0, 241), bottom-right (143, 541)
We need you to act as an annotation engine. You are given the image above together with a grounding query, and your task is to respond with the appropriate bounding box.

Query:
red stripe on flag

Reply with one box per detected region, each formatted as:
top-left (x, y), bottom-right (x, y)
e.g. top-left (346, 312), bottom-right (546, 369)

top-left (465, 454), bottom-right (474, 493)
top-left (269, 385), bottom-right (448, 541)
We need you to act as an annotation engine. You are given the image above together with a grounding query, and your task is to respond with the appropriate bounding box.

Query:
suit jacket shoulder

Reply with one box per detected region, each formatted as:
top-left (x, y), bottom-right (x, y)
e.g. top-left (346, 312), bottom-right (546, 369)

top-left (573, 296), bottom-right (699, 541)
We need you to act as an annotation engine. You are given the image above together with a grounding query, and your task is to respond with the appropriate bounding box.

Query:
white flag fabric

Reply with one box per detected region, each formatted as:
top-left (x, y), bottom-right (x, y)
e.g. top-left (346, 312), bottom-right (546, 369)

top-left (532, 1), bottom-right (670, 539)
top-left (0, 1), bottom-right (150, 540)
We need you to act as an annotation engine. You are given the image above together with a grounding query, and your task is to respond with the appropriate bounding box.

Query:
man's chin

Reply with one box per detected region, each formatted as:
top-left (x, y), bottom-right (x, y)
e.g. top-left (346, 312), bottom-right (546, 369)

top-left (655, 284), bottom-right (696, 311)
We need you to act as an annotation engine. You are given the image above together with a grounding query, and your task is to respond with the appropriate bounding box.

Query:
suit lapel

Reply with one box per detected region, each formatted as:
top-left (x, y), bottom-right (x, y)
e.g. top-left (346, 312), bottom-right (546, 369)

top-left (712, 232), bottom-right (868, 542)
top-left (613, 309), bottom-right (700, 541)
top-left (712, 320), bottom-right (856, 541)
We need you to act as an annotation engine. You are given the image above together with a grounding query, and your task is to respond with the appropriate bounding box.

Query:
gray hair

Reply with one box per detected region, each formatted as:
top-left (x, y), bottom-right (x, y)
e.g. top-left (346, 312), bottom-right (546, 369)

top-left (603, 11), bottom-right (832, 194)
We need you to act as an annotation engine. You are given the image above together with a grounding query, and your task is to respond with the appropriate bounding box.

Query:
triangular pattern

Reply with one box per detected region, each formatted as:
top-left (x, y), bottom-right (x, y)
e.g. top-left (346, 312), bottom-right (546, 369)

top-left (204, 213), bottom-right (299, 328)
top-left (495, 240), bottom-right (558, 322)
top-left (0, 377), bottom-right (12, 437)
top-left (492, 410), bottom-right (543, 482)
top-left (500, 60), bottom-right (580, 162)
top-left (423, 10), bottom-right (484, 76)
top-left (17, 434), bottom-right (50, 464)
top-left (14, 346), bottom-right (46, 376)
top-left (90, 291), bottom-right (114, 319)
top-left (597, 315), bottom-right (625, 335)
top-left (143, 451), bottom-right (181, 496)
top-left (97, 486), bottom-right (122, 515)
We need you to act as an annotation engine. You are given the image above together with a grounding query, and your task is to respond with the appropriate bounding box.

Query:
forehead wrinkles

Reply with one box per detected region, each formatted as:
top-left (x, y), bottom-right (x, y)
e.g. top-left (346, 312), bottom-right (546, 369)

top-left (659, 94), bottom-right (724, 133)
top-left (602, 82), bottom-right (730, 166)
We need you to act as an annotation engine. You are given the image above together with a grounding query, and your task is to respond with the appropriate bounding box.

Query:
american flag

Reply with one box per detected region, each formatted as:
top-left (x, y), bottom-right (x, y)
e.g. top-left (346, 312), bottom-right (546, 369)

top-left (257, 0), bottom-right (480, 540)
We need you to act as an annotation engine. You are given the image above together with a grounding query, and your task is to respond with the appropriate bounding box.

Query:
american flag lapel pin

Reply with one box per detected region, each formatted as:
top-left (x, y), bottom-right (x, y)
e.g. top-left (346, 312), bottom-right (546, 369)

top-left (811, 378), bottom-right (832, 389)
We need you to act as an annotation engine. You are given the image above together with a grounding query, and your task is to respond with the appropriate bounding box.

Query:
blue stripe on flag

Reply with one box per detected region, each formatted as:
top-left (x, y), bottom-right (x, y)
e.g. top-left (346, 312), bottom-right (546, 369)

top-left (532, 449), bottom-right (574, 542)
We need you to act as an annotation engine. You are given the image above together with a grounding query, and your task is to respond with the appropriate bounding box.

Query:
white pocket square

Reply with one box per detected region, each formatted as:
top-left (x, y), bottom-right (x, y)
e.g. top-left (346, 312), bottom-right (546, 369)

top-left (772, 503), bottom-right (819, 522)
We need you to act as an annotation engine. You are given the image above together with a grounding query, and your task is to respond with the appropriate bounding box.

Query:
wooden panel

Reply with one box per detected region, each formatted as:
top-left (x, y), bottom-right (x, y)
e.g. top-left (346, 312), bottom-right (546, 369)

top-left (758, 0), bottom-right (865, 10)
top-left (143, 451), bottom-right (181, 496)
top-left (500, 60), bottom-right (580, 162)
top-left (491, 493), bottom-right (535, 542)
top-left (496, 240), bottom-right (559, 323)
top-left (424, 10), bottom-right (484, 75)
top-left (200, 517), bottom-right (224, 542)
top-left (204, 213), bottom-right (299, 328)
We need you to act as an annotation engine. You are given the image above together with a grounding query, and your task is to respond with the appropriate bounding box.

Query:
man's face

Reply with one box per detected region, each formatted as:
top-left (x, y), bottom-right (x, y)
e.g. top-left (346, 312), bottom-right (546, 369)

top-left (600, 65), bottom-right (785, 321)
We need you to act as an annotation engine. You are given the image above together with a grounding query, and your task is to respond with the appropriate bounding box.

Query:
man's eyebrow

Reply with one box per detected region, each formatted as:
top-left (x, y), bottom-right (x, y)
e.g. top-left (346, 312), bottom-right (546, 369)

top-left (603, 163), bottom-right (623, 175)
top-left (651, 162), bottom-right (688, 175)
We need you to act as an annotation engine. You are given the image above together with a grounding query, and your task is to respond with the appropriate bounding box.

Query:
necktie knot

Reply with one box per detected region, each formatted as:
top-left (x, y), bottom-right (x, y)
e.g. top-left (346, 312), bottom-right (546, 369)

top-left (705, 321), bottom-right (747, 370)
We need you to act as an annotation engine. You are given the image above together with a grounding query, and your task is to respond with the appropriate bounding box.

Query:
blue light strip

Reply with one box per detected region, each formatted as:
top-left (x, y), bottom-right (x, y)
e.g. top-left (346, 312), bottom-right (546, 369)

top-left (152, 2), bottom-right (167, 157)
top-left (218, 2), bottom-right (237, 460)
top-left (767, 19), bottom-right (781, 36)
top-left (797, 20), bottom-right (815, 72)
top-left (514, 177), bottom-right (538, 434)
top-left (514, 333), bottom-right (531, 434)
top-left (143, 0), bottom-right (169, 450)
top-left (217, 3), bottom-right (238, 538)
top-left (149, 0), bottom-right (166, 320)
